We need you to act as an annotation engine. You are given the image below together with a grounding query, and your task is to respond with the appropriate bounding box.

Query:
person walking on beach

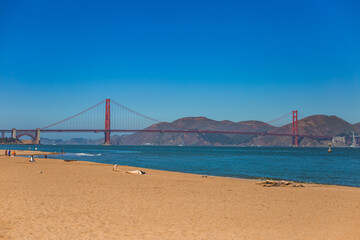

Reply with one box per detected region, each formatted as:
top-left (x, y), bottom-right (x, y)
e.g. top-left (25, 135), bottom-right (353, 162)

top-left (5, 150), bottom-right (7, 156)
top-left (8, 150), bottom-right (11, 156)
top-left (29, 155), bottom-right (35, 162)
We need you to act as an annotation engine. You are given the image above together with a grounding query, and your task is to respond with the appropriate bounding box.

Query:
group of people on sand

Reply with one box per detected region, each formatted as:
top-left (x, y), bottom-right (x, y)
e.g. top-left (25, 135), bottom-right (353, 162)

top-left (3, 149), bottom-right (38, 162)
top-left (4, 150), bottom-right (16, 156)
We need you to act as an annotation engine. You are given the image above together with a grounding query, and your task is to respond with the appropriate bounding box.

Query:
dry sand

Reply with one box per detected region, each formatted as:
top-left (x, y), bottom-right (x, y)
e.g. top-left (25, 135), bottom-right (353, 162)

top-left (0, 155), bottom-right (359, 240)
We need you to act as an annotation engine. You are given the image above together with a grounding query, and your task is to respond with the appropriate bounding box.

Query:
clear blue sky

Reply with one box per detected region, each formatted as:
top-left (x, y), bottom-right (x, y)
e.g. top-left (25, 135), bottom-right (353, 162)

top-left (1, 0), bottom-right (359, 131)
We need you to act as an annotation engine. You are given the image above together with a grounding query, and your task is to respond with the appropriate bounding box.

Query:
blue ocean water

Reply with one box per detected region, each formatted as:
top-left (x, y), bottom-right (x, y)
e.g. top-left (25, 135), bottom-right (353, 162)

top-left (1, 145), bottom-right (359, 187)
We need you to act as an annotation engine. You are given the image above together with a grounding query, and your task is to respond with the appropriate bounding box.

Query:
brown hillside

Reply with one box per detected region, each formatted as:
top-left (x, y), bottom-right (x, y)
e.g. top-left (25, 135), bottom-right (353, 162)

top-left (354, 122), bottom-right (360, 134)
top-left (111, 117), bottom-right (275, 146)
top-left (250, 115), bottom-right (358, 147)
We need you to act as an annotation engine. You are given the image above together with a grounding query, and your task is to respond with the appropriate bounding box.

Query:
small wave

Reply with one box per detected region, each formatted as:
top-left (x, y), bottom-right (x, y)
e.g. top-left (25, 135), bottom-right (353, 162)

top-left (75, 153), bottom-right (101, 157)
top-left (112, 150), bottom-right (141, 154)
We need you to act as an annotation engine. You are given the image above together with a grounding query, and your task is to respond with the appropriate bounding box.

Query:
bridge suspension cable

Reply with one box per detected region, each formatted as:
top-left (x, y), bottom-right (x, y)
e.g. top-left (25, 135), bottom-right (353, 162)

top-left (41, 100), bottom-right (106, 130)
top-left (298, 112), bottom-right (306, 120)
top-left (110, 99), bottom-right (162, 124)
top-left (266, 112), bottom-right (292, 126)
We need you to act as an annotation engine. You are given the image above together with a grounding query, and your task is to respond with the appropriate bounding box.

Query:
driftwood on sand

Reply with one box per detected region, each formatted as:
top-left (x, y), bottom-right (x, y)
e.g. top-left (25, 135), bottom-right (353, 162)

top-left (256, 180), bottom-right (305, 187)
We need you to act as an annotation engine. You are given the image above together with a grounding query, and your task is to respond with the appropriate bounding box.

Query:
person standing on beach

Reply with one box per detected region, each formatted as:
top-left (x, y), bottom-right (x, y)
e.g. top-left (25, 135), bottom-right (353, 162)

top-left (29, 155), bottom-right (35, 162)
top-left (5, 150), bottom-right (7, 156)
top-left (8, 150), bottom-right (11, 156)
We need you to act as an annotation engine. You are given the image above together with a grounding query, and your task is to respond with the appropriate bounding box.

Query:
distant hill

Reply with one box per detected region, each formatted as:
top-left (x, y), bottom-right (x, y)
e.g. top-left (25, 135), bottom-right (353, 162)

top-left (249, 115), bottom-right (359, 147)
top-left (355, 122), bottom-right (360, 133)
top-left (111, 117), bottom-right (274, 146)
top-left (40, 137), bottom-right (102, 145)
top-left (40, 115), bottom-right (359, 147)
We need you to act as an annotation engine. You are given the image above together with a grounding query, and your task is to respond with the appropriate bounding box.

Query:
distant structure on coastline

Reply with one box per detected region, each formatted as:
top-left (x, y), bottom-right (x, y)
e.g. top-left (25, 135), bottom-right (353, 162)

top-left (0, 137), bottom-right (19, 144)
top-left (351, 132), bottom-right (358, 148)
top-left (332, 136), bottom-right (346, 144)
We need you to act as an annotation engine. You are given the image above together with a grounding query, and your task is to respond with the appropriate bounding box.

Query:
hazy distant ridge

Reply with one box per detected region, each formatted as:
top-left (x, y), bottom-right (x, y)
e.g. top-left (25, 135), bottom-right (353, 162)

top-left (41, 115), bottom-right (359, 147)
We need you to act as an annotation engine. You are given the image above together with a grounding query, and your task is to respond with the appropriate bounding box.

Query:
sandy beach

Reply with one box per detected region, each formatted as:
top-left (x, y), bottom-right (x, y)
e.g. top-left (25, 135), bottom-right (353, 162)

top-left (1, 153), bottom-right (359, 240)
top-left (0, 150), bottom-right (59, 156)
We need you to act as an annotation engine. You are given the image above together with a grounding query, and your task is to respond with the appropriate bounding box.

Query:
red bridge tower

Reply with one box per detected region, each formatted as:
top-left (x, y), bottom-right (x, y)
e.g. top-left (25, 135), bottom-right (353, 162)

top-left (104, 99), bottom-right (111, 145)
top-left (292, 110), bottom-right (298, 147)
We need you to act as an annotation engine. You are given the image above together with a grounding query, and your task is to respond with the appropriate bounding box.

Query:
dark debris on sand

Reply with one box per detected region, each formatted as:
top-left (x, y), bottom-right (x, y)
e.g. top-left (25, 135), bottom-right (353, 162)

top-left (256, 180), bottom-right (305, 188)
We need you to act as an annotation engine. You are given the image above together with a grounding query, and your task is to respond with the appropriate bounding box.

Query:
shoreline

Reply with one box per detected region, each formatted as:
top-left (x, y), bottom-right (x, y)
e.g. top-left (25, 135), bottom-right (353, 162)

top-left (5, 149), bottom-right (359, 189)
top-left (0, 150), bottom-right (59, 156)
top-left (1, 144), bottom-right (358, 148)
top-left (44, 154), bottom-right (360, 189)
top-left (1, 154), bottom-right (360, 239)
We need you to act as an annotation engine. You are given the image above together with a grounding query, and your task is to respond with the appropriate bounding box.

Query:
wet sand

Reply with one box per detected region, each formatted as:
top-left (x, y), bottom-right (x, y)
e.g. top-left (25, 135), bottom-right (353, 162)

top-left (0, 150), bottom-right (59, 156)
top-left (0, 155), bottom-right (359, 239)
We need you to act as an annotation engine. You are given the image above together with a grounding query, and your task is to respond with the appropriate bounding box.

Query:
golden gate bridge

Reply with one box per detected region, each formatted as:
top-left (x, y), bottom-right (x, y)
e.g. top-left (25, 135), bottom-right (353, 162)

top-left (0, 99), bottom-right (333, 146)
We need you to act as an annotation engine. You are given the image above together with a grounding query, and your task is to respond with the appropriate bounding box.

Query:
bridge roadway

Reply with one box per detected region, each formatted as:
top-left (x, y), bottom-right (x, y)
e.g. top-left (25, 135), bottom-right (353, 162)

top-left (0, 129), bottom-right (333, 140)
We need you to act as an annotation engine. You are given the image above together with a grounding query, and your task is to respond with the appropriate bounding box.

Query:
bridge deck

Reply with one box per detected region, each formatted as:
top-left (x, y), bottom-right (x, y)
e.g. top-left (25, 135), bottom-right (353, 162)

top-left (0, 129), bottom-right (333, 139)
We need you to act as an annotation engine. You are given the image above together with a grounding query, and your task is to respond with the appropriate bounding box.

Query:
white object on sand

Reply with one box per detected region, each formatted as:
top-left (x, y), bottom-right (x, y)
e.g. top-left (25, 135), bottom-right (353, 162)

top-left (112, 165), bottom-right (146, 175)
top-left (112, 164), bottom-right (122, 172)
top-left (126, 170), bottom-right (145, 175)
